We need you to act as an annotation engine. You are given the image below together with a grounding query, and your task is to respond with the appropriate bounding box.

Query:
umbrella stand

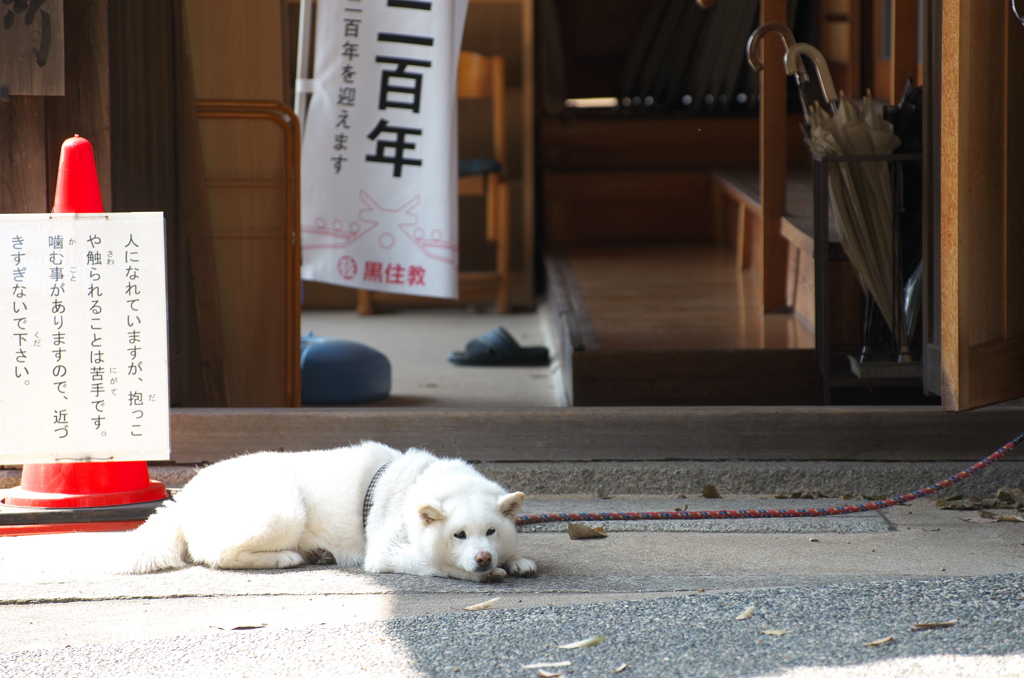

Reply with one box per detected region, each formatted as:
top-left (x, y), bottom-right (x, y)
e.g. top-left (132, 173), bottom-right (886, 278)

top-left (812, 151), bottom-right (923, 404)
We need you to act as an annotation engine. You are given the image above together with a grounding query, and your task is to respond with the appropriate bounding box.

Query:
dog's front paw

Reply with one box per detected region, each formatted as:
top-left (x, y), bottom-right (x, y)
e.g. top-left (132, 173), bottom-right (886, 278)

top-left (275, 551), bottom-right (307, 569)
top-left (504, 557), bottom-right (537, 578)
top-left (484, 567), bottom-right (507, 582)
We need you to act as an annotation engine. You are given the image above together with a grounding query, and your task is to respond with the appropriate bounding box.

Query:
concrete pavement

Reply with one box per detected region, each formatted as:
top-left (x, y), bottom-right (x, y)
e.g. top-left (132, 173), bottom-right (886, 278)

top-left (1, 490), bottom-right (1023, 677)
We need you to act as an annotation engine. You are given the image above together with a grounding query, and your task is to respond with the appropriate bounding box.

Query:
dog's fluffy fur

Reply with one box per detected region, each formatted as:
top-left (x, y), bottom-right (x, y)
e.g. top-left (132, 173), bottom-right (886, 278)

top-left (127, 442), bottom-right (536, 581)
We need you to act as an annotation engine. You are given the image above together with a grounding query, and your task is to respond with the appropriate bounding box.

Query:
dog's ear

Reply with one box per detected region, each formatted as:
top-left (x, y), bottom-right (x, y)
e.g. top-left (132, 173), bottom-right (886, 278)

top-left (417, 504), bottom-right (445, 525)
top-left (497, 492), bottom-right (525, 519)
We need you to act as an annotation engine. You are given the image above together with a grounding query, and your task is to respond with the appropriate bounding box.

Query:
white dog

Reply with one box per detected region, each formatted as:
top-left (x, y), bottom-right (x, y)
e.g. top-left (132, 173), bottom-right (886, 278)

top-left (127, 441), bottom-right (536, 582)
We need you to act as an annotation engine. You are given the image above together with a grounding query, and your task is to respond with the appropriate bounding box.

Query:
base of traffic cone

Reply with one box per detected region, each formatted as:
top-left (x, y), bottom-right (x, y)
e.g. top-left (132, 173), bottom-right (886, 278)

top-left (0, 520), bottom-right (148, 537)
top-left (2, 462), bottom-right (167, 508)
top-left (0, 493), bottom-right (165, 537)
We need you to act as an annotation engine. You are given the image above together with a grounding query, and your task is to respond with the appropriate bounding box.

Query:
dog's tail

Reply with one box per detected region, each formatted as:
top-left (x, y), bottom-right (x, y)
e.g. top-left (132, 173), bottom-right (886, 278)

top-left (125, 502), bottom-right (189, 574)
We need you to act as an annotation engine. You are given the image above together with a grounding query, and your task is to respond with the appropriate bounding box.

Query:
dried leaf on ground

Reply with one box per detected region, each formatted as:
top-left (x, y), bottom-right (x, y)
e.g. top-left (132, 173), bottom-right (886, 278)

top-left (940, 488), bottom-right (1024, 512)
top-left (211, 621), bottom-right (268, 630)
top-left (735, 605), bottom-right (756, 620)
top-left (702, 485), bottom-right (722, 499)
top-left (997, 514), bottom-right (1024, 522)
top-left (464, 597), bottom-right (500, 611)
top-left (864, 636), bottom-right (895, 647)
top-left (996, 486), bottom-right (1024, 507)
top-left (911, 620), bottom-right (957, 631)
top-left (787, 490), bottom-right (827, 499)
top-left (521, 661), bottom-right (571, 670)
top-left (937, 495), bottom-right (983, 510)
top-left (558, 635), bottom-right (606, 649)
top-left (567, 523), bottom-right (607, 540)
top-left (761, 629), bottom-right (788, 636)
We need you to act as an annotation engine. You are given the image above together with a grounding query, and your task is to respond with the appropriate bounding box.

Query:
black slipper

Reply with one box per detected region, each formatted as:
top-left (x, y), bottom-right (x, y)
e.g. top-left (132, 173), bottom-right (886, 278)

top-left (448, 326), bottom-right (550, 366)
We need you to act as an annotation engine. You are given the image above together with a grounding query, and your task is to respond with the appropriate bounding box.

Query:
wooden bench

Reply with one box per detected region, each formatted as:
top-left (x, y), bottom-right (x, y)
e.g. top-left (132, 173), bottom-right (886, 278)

top-left (712, 168), bottom-right (831, 267)
top-left (710, 169), bottom-right (761, 270)
top-left (710, 168), bottom-right (862, 343)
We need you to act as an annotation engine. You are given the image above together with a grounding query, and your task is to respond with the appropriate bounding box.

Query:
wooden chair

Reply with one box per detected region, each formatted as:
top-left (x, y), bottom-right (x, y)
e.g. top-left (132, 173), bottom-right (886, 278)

top-left (358, 50), bottom-right (511, 314)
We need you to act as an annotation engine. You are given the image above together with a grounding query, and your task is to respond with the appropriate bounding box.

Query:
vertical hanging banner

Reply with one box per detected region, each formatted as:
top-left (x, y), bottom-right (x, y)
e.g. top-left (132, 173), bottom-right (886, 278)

top-left (0, 213), bottom-right (170, 464)
top-left (300, 0), bottom-right (469, 299)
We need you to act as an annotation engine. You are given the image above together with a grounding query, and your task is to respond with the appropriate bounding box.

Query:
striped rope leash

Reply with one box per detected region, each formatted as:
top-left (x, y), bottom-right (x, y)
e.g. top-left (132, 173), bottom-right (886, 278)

top-left (515, 431), bottom-right (1024, 526)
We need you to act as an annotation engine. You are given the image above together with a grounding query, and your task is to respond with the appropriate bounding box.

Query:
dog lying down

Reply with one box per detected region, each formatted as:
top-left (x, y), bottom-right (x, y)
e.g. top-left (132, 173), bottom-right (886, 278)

top-left (127, 441), bottom-right (536, 582)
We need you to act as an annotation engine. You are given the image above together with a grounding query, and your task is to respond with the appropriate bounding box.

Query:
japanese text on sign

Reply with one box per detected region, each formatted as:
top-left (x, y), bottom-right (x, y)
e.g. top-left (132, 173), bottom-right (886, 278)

top-left (1, 213), bottom-right (171, 464)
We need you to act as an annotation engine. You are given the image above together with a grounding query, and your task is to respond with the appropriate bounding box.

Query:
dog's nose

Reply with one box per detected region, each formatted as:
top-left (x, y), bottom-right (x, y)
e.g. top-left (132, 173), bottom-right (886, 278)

top-left (475, 551), bottom-right (492, 568)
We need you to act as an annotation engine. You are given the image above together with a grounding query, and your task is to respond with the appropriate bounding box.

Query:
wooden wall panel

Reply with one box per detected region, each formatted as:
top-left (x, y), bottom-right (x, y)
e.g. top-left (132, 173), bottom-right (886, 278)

top-left (0, 1), bottom-right (107, 216)
top-left (184, 0), bottom-right (296, 407)
top-left (939, 0), bottom-right (1024, 410)
top-left (212, 236), bottom-right (291, 405)
top-left (0, 98), bottom-right (48, 213)
top-left (543, 171), bottom-right (714, 248)
top-left (0, 0), bottom-right (290, 407)
top-left (44, 0), bottom-right (111, 212)
top-left (540, 117), bottom-right (762, 172)
top-left (185, 0), bottom-right (288, 100)
top-left (107, 0), bottom-right (192, 404)
top-left (0, 0), bottom-right (64, 96)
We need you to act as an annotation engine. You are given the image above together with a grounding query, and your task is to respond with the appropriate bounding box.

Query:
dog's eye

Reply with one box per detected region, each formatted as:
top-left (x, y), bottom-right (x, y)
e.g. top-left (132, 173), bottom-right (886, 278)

top-left (486, 528), bottom-right (495, 536)
top-left (454, 531), bottom-right (466, 539)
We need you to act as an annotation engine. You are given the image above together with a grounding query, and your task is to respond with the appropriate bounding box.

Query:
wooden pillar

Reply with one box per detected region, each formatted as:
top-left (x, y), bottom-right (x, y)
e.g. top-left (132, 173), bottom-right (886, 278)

top-left (889, 0), bottom-right (920, 97)
top-left (758, 0), bottom-right (789, 312)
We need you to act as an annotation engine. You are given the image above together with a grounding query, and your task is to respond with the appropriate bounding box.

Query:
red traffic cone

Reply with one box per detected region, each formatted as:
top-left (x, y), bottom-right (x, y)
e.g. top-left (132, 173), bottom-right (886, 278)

top-left (1, 135), bottom-right (167, 533)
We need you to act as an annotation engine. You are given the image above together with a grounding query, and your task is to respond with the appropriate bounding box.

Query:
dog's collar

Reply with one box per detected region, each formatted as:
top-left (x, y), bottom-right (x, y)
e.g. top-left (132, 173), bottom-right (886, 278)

top-left (362, 462), bottom-right (391, 529)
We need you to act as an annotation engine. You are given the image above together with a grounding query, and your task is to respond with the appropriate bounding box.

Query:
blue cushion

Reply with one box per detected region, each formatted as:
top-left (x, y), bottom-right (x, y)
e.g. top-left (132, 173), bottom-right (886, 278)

top-left (300, 334), bottom-right (391, 405)
top-left (458, 157), bottom-right (502, 176)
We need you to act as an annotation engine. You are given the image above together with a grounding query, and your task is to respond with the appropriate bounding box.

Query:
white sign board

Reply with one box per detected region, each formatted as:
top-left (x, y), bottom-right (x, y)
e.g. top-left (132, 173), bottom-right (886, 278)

top-left (0, 213), bottom-right (171, 464)
top-left (300, 0), bottom-right (468, 299)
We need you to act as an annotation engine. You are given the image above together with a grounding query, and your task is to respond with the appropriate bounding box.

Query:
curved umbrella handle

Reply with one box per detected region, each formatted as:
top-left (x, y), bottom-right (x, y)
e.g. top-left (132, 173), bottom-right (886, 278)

top-left (746, 22), bottom-right (797, 72)
top-left (785, 42), bottom-right (838, 105)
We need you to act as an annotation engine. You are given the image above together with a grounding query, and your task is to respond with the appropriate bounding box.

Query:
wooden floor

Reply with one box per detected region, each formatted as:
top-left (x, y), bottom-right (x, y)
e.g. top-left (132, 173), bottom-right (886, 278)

top-left (567, 244), bottom-right (814, 351)
top-left (547, 244), bottom-right (942, 407)
top-left (546, 245), bottom-right (819, 406)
